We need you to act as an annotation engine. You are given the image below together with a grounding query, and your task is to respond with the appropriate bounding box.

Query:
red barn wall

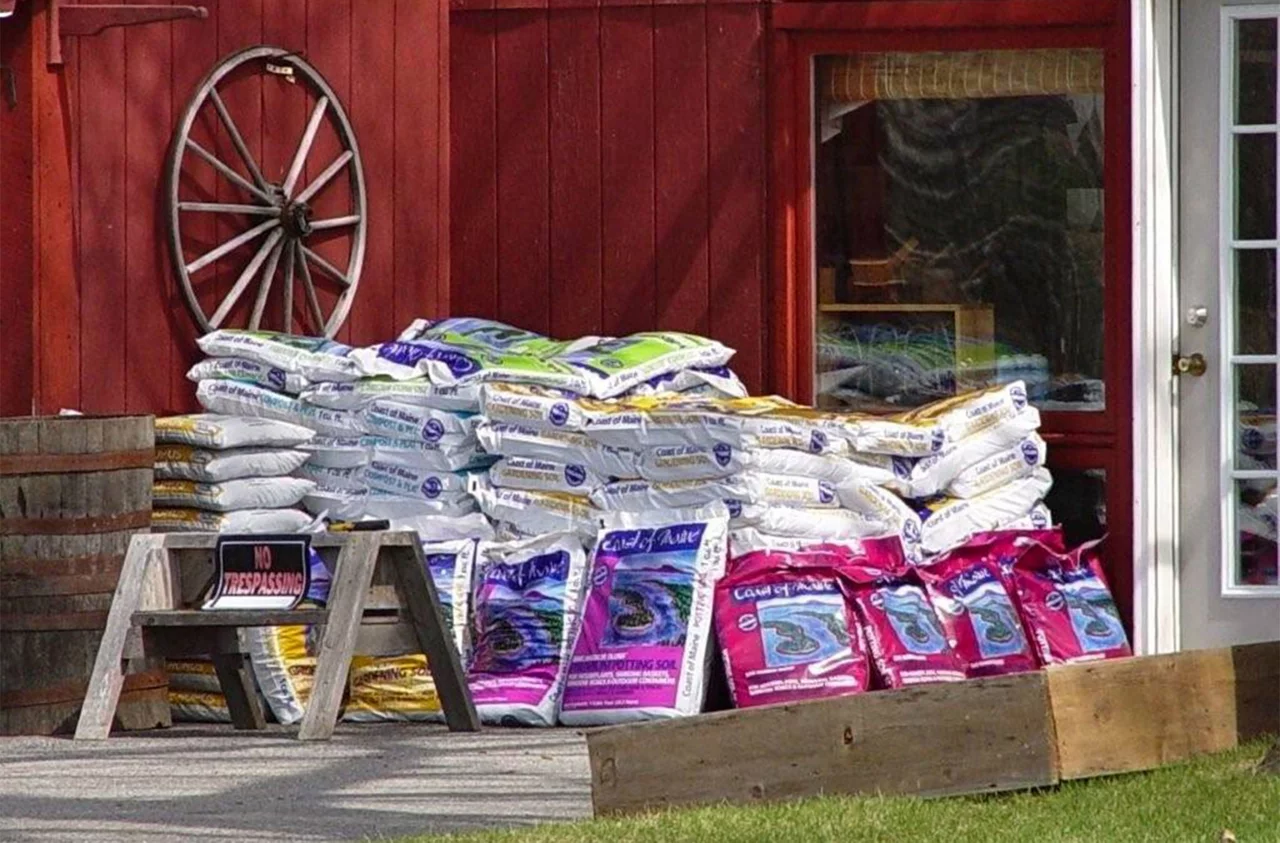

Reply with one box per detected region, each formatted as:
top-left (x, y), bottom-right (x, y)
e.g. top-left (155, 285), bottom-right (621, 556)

top-left (449, 0), bottom-right (769, 394)
top-left (1, 0), bottom-right (449, 417)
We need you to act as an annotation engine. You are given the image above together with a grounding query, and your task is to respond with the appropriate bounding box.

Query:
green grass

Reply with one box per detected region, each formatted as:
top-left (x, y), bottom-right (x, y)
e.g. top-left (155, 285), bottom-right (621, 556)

top-left (407, 739), bottom-right (1280, 843)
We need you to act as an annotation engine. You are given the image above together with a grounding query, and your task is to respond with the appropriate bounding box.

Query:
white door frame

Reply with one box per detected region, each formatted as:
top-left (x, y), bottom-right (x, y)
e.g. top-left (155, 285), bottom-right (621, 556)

top-left (1131, 0), bottom-right (1181, 654)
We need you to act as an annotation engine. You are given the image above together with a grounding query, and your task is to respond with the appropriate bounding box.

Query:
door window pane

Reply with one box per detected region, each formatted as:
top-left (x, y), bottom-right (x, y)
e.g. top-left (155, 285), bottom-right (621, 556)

top-left (1234, 365), bottom-right (1276, 471)
top-left (1235, 133), bottom-right (1276, 240)
top-left (1237, 479), bottom-right (1278, 586)
top-left (1236, 18), bottom-right (1277, 126)
top-left (1234, 249), bottom-right (1276, 355)
top-left (815, 49), bottom-right (1105, 412)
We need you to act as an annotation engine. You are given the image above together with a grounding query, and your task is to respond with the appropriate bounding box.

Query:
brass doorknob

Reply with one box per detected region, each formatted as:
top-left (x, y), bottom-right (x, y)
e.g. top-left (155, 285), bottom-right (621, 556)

top-left (1173, 353), bottom-right (1207, 377)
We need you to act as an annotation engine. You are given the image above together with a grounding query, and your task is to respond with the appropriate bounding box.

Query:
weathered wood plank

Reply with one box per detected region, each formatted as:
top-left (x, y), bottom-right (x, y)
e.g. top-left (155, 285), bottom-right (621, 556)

top-left (74, 534), bottom-right (166, 740)
top-left (1049, 643), bottom-right (1280, 779)
top-left (1231, 641), bottom-right (1280, 741)
top-left (158, 531), bottom-right (418, 550)
top-left (211, 651), bottom-right (267, 731)
top-left (133, 609), bottom-right (330, 628)
top-left (298, 532), bottom-right (379, 741)
top-left (587, 672), bottom-right (1058, 816)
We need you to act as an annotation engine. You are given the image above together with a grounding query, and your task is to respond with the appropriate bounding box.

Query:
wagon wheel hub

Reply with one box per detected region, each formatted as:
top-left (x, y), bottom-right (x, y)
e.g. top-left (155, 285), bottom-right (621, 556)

top-left (282, 201), bottom-right (314, 238)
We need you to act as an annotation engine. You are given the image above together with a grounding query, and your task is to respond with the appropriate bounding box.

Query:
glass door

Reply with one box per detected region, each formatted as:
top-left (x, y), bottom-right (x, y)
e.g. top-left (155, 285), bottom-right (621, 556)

top-left (812, 48), bottom-right (1106, 415)
top-left (1178, 2), bottom-right (1280, 648)
top-left (811, 45), bottom-right (1118, 553)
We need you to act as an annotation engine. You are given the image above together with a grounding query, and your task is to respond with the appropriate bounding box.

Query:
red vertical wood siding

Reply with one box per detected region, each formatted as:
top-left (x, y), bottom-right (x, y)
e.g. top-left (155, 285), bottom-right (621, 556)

top-left (3, 0), bottom-right (449, 416)
top-left (0, 9), bottom-right (36, 416)
top-left (451, 0), bottom-right (770, 392)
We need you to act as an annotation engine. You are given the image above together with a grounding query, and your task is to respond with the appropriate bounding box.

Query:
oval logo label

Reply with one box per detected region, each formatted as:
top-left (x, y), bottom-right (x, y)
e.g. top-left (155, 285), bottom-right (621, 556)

top-left (930, 428), bottom-right (946, 452)
top-left (592, 564), bottom-right (610, 587)
top-left (892, 457), bottom-right (913, 479)
top-left (421, 477), bottom-right (443, 499)
top-left (713, 443), bottom-right (733, 467)
top-left (1020, 439), bottom-right (1039, 465)
top-left (902, 518), bottom-right (922, 544)
top-left (1045, 591), bottom-right (1065, 611)
top-left (1031, 509), bottom-right (1049, 528)
top-left (548, 402), bottom-right (570, 427)
top-left (725, 499), bottom-right (743, 518)
top-left (564, 464), bottom-right (587, 487)
top-left (266, 368), bottom-right (287, 390)
top-left (738, 615), bottom-right (759, 633)
top-left (1010, 383), bottom-right (1028, 411)
top-left (422, 418), bottom-right (445, 442)
top-left (818, 482), bottom-right (835, 504)
top-left (809, 430), bottom-right (828, 454)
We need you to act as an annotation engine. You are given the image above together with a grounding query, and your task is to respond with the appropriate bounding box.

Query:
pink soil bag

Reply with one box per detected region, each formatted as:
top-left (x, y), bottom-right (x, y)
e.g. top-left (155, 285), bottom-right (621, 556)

top-left (841, 543), bottom-right (965, 689)
top-left (1011, 538), bottom-right (1131, 666)
top-left (918, 532), bottom-right (1050, 677)
top-left (715, 545), bottom-right (871, 708)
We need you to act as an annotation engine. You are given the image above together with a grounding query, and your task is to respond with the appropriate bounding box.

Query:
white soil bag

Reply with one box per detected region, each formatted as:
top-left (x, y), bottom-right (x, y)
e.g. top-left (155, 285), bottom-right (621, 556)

top-left (155, 414), bottom-right (315, 450)
top-left (154, 444), bottom-right (310, 482)
top-left (300, 378), bottom-right (481, 413)
top-left (360, 399), bottom-right (478, 445)
top-left (151, 507), bottom-right (314, 534)
top-left (197, 330), bottom-right (363, 382)
top-left (727, 502), bottom-right (893, 541)
top-left (196, 380), bottom-right (365, 438)
top-left (480, 383), bottom-right (590, 431)
top-left (187, 357), bottom-right (309, 395)
top-left (558, 503), bottom-right (729, 725)
top-left (918, 469), bottom-right (1054, 556)
top-left (472, 479), bottom-right (601, 539)
top-left (946, 433), bottom-right (1047, 499)
top-left (488, 456), bottom-right (604, 496)
top-left (152, 477), bottom-right (316, 512)
top-left (476, 421), bottom-right (636, 479)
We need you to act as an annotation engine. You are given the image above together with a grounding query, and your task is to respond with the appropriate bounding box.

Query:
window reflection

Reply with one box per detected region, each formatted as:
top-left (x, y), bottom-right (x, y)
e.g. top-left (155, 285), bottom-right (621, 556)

top-left (815, 50), bottom-right (1105, 412)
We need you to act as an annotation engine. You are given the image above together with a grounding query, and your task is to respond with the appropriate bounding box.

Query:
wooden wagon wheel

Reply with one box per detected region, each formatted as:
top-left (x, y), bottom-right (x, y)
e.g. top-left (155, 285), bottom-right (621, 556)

top-left (166, 46), bottom-right (367, 338)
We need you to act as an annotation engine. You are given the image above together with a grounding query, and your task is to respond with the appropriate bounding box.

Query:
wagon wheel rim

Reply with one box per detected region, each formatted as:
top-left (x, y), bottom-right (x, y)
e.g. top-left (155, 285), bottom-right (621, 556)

top-left (166, 45), bottom-right (367, 338)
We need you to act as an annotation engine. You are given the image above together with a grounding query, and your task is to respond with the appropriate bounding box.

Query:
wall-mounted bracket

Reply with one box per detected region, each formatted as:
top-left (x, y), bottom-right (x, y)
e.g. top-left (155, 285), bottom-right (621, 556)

top-left (48, 0), bottom-right (207, 66)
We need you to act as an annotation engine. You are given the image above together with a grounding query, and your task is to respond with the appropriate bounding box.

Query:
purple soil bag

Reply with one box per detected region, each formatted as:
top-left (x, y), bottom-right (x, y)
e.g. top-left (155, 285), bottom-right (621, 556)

top-left (558, 504), bottom-right (729, 725)
top-left (467, 532), bottom-right (588, 726)
top-left (715, 545), bottom-right (871, 709)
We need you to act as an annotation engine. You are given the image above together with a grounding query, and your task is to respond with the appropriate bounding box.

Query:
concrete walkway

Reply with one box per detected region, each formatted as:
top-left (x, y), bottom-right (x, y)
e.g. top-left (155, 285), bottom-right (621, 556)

top-left (0, 726), bottom-right (592, 842)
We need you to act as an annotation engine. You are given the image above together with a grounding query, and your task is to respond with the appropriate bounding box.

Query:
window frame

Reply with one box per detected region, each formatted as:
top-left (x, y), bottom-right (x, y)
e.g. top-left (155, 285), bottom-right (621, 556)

top-left (1219, 4), bottom-right (1280, 597)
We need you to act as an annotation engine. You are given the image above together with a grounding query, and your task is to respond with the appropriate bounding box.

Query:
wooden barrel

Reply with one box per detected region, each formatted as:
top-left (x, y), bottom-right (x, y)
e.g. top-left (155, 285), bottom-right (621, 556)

top-left (0, 415), bottom-right (170, 735)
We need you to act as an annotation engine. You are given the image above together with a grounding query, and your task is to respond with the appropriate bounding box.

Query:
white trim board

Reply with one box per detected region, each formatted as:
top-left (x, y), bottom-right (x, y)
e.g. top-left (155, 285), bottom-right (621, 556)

top-left (1131, 0), bottom-right (1181, 653)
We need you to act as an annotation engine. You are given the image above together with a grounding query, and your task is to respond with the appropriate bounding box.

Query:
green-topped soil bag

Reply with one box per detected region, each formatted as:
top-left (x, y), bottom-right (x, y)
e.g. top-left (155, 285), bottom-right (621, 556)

top-left (352, 339), bottom-right (592, 393)
top-left (559, 333), bottom-right (735, 399)
top-left (397, 317), bottom-right (599, 358)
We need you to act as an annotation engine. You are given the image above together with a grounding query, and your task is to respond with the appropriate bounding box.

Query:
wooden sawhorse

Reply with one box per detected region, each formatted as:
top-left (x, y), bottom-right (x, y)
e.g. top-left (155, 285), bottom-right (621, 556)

top-left (75, 531), bottom-right (479, 740)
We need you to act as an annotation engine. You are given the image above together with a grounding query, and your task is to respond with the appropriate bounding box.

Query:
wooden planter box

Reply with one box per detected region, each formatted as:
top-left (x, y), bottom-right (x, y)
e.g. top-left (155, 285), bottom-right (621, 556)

top-left (585, 642), bottom-right (1280, 817)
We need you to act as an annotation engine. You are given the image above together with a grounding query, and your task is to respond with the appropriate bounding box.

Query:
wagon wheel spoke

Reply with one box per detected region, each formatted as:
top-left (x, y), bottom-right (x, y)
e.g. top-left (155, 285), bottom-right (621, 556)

top-left (179, 201), bottom-right (278, 215)
top-left (186, 139), bottom-right (275, 205)
top-left (249, 239), bottom-right (286, 330)
top-left (295, 240), bottom-right (327, 334)
top-left (210, 229), bottom-right (285, 328)
top-left (293, 150), bottom-right (352, 205)
top-left (209, 88), bottom-right (270, 192)
top-left (187, 218), bottom-right (279, 276)
top-left (309, 214), bottom-right (361, 231)
top-left (282, 244), bottom-right (296, 334)
top-left (301, 245), bottom-right (352, 288)
top-left (283, 96), bottom-right (329, 197)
